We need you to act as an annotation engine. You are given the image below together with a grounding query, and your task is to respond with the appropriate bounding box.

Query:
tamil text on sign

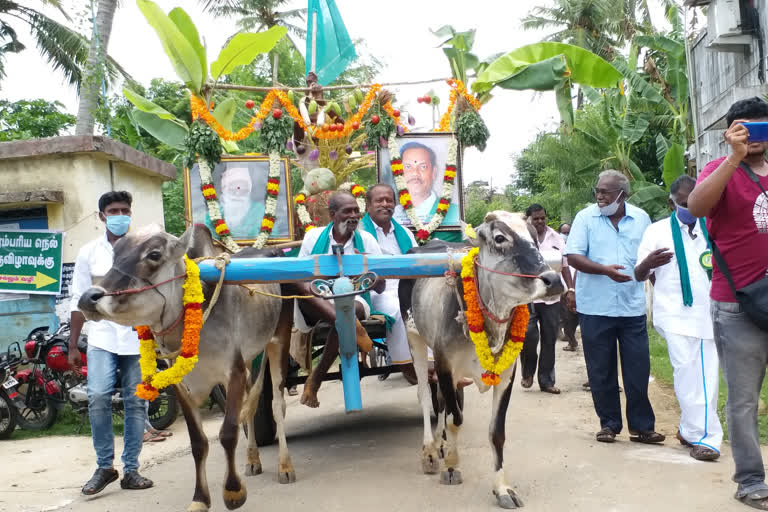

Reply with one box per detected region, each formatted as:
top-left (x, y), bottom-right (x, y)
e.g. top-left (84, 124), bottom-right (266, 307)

top-left (0, 230), bottom-right (63, 295)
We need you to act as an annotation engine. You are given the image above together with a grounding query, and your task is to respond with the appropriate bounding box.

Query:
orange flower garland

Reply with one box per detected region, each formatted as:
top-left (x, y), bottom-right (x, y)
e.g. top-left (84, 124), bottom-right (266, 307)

top-left (189, 84), bottom-right (402, 142)
top-left (460, 247), bottom-right (529, 385)
top-left (438, 79), bottom-right (483, 132)
top-left (135, 255), bottom-right (204, 401)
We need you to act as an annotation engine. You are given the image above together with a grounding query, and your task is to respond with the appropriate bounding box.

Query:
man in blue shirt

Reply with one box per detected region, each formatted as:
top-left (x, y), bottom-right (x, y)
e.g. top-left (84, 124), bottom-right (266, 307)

top-left (565, 170), bottom-right (665, 445)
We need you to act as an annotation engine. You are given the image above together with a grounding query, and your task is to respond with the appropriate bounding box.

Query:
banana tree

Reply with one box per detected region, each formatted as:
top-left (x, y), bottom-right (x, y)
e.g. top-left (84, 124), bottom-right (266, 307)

top-left (122, 0), bottom-right (286, 150)
top-left (472, 42), bottom-right (623, 129)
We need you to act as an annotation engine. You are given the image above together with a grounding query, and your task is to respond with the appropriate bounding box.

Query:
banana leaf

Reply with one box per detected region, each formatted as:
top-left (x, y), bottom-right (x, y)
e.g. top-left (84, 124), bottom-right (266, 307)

top-left (212, 98), bottom-right (239, 153)
top-left (555, 80), bottom-right (574, 129)
top-left (473, 42), bottom-right (622, 94)
top-left (168, 7), bottom-right (207, 93)
top-left (495, 55), bottom-right (568, 91)
top-left (629, 182), bottom-right (670, 221)
top-left (656, 133), bottom-right (671, 169)
top-left (132, 109), bottom-right (188, 150)
top-left (620, 114), bottom-right (650, 145)
top-left (210, 26), bottom-right (287, 80)
top-left (662, 142), bottom-right (685, 190)
top-left (123, 88), bottom-right (178, 120)
top-left (611, 59), bottom-right (665, 104)
top-left (634, 35), bottom-right (685, 59)
top-left (136, 0), bottom-right (203, 94)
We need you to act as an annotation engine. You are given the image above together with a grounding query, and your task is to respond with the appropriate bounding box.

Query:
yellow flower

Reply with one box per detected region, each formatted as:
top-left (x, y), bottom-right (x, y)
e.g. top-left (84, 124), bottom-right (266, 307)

top-left (399, 192), bottom-right (411, 207)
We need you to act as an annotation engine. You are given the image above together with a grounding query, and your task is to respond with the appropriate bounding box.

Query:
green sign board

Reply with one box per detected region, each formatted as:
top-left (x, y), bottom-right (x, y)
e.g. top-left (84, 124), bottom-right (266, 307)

top-left (0, 230), bottom-right (63, 295)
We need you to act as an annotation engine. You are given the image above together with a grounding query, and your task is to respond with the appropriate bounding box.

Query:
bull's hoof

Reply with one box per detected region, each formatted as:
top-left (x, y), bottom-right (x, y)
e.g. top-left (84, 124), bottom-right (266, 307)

top-left (494, 489), bottom-right (524, 509)
top-left (244, 463), bottom-right (262, 476)
top-left (187, 502), bottom-right (209, 512)
top-left (278, 470), bottom-right (296, 484)
top-left (222, 487), bottom-right (247, 510)
top-left (439, 468), bottom-right (463, 485)
top-left (422, 453), bottom-right (440, 474)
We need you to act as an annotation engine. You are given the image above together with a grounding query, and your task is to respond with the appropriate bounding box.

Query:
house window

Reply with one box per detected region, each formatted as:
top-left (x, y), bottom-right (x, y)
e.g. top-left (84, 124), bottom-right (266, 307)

top-left (0, 207), bottom-right (48, 230)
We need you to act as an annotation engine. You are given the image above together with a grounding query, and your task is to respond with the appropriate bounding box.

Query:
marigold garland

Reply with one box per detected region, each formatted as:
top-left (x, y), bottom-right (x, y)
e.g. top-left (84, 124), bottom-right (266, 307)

top-left (135, 255), bottom-right (204, 401)
top-left (389, 132), bottom-right (457, 243)
top-left (190, 84), bottom-right (406, 143)
top-left (250, 151), bottom-right (283, 249)
top-left (199, 160), bottom-right (240, 253)
top-left (460, 247), bottom-right (529, 386)
top-left (438, 79), bottom-right (483, 132)
top-left (294, 182), bottom-right (367, 234)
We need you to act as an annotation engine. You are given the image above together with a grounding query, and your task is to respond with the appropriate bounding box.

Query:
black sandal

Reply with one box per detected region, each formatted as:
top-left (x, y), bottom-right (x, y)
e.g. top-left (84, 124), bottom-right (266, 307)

top-left (120, 471), bottom-right (154, 490)
top-left (596, 428), bottom-right (616, 443)
top-left (737, 491), bottom-right (768, 510)
top-left (82, 468), bottom-right (119, 495)
top-left (630, 431), bottom-right (665, 444)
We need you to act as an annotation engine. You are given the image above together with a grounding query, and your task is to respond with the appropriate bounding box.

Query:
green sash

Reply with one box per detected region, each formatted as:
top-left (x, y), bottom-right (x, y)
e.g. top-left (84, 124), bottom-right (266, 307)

top-left (360, 214), bottom-right (414, 254)
top-left (670, 214), bottom-right (711, 307)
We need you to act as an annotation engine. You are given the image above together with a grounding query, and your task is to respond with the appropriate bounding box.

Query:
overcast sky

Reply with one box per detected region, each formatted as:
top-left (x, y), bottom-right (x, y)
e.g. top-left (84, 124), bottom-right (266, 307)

top-left (3, 0), bottom-right (575, 187)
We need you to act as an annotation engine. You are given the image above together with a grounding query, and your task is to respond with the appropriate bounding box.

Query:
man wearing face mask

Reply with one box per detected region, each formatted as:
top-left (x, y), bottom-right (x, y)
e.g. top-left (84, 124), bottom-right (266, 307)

top-left (565, 170), bottom-right (663, 445)
top-left (634, 175), bottom-right (721, 461)
top-left (67, 191), bottom-right (153, 495)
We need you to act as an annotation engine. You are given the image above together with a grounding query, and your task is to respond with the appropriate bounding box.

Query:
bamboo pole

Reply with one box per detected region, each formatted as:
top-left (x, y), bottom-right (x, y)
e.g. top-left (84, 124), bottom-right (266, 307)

top-left (208, 76), bottom-right (459, 93)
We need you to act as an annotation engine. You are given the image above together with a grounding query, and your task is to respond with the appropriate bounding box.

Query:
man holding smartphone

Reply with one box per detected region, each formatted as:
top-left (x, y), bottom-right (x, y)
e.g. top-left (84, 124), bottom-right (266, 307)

top-left (688, 97), bottom-right (768, 510)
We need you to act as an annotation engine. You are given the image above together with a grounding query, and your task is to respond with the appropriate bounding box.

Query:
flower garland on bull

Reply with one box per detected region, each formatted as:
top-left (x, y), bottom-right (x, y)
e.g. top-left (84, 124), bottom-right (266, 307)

top-left (136, 255), bottom-right (204, 401)
top-left (460, 247), bottom-right (529, 386)
top-left (389, 131), bottom-right (457, 243)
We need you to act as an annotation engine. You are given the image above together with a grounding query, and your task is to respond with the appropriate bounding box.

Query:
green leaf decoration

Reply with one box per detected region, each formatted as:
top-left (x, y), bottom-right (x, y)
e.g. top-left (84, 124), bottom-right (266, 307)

top-left (210, 26), bottom-right (287, 81)
top-left (473, 42), bottom-right (622, 94)
top-left (168, 7), bottom-right (207, 93)
top-left (123, 88), bottom-right (177, 120)
top-left (662, 142), bottom-right (685, 190)
top-left (212, 98), bottom-right (239, 153)
top-left (136, 0), bottom-right (203, 94)
top-left (132, 109), bottom-right (189, 150)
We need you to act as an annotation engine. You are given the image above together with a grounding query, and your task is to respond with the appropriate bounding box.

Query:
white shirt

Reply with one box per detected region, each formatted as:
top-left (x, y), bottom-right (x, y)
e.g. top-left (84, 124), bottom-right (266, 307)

top-left (535, 226), bottom-right (569, 305)
top-left (298, 225), bottom-right (382, 257)
top-left (70, 234), bottom-right (140, 355)
top-left (367, 221), bottom-right (417, 294)
top-left (392, 191), bottom-right (438, 226)
top-left (636, 217), bottom-right (713, 339)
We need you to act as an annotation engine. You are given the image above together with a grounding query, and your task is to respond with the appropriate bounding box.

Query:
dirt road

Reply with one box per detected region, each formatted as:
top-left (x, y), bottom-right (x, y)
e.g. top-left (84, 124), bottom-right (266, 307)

top-left (0, 347), bottom-right (759, 512)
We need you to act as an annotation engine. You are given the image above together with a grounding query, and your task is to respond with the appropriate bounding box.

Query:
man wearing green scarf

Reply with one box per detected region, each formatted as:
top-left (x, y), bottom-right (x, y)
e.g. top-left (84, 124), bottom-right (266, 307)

top-left (635, 175), bottom-right (721, 461)
top-left (294, 192), bottom-right (383, 408)
top-left (361, 184), bottom-right (419, 384)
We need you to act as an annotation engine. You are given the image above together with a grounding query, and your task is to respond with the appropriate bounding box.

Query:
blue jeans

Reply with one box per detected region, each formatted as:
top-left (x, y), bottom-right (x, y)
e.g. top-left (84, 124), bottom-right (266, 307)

top-left (579, 314), bottom-right (655, 433)
top-left (712, 300), bottom-right (768, 497)
top-left (86, 346), bottom-right (145, 473)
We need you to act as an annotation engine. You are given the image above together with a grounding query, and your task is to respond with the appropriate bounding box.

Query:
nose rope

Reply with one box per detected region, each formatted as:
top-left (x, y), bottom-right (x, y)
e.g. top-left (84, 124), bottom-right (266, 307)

top-left (473, 258), bottom-right (540, 279)
top-left (101, 273), bottom-right (186, 296)
top-left (472, 257), bottom-right (539, 324)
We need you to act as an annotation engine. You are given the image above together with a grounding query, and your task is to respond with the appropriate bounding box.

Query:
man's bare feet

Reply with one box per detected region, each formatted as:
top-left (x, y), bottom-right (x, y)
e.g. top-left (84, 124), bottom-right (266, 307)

top-left (355, 320), bottom-right (373, 353)
top-left (300, 385), bottom-right (320, 408)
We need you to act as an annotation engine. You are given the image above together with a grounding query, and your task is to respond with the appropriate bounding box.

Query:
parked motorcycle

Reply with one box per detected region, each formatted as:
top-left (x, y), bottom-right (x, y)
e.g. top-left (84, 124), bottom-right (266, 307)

top-left (12, 323), bottom-right (179, 432)
top-left (0, 342), bottom-right (25, 439)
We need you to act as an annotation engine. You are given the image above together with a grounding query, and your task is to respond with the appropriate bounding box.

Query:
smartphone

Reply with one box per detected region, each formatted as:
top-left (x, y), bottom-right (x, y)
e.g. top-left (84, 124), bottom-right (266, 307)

top-left (743, 122), bottom-right (768, 142)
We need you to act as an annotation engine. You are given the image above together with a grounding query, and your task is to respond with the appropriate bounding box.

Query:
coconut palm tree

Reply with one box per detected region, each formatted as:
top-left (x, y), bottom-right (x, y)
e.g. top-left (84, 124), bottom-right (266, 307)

top-left (75, 0), bottom-right (118, 135)
top-left (0, 0), bottom-right (127, 88)
top-left (201, 0), bottom-right (306, 40)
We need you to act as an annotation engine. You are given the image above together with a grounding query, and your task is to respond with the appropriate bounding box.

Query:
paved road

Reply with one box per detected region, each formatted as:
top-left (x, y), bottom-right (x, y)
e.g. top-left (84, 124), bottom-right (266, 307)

top-left (0, 346), bottom-right (759, 512)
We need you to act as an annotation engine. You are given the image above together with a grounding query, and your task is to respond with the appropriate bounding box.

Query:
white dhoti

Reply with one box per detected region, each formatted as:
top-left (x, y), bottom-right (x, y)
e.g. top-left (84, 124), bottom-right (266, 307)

top-left (657, 327), bottom-right (723, 452)
top-left (371, 288), bottom-right (412, 364)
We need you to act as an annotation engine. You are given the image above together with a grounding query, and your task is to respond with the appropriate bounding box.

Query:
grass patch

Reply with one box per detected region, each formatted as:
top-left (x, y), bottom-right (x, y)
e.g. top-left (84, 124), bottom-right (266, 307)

top-left (12, 405), bottom-right (123, 440)
top-left (648, 326), bottom-right (768, 444)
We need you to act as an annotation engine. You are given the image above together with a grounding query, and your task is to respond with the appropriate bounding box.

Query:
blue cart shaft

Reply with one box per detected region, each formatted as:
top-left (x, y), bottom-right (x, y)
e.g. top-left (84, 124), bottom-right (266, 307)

top-left (331, 277), bottom-right (362, 413)
top-left (197, 253), bottom-right (458, 284)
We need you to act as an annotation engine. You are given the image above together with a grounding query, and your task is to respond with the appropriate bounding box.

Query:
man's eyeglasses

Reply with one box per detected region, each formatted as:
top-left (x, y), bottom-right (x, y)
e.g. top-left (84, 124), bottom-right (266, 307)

top-left (592, 187), bottom-right (621, 197)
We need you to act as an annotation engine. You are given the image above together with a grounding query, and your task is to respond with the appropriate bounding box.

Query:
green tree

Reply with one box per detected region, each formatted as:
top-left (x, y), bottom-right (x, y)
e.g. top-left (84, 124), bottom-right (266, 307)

top-left (0, 0), bottom-right (127, 88)
top-left (0, 98), bottom-right (76, 140)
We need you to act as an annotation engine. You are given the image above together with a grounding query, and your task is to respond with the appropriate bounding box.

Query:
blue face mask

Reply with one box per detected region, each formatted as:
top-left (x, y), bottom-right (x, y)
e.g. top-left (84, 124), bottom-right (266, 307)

top-left (105, 215), bottom-right (131, 236)
top-left (675, 204), bottom-right (697, 225)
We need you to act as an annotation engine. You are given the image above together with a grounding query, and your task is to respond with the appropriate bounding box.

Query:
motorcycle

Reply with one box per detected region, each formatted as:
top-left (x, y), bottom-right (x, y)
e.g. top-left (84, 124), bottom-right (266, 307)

top-left (12, 323), bottom-right (179, 432)
top-left (0, 342), bottom-right (25, 439)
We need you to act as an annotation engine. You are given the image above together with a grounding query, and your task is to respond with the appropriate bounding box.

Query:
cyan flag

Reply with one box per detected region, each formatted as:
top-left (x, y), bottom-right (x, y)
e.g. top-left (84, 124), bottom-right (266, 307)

top-left (306, 0), bottom-right (357, 85)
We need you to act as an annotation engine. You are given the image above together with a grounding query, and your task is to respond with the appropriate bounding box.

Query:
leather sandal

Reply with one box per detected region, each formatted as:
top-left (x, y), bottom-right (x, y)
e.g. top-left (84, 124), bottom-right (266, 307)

top-left (120, 471), bottom-right (154, 490)
top-left (82, 468), bottom-right (119, 495)
top-left (629, 431), bottom-right (665, 444)
top-left (737, 491), bottom-right (768, 510)
top-left (596, 428), bottom-right (616, 443)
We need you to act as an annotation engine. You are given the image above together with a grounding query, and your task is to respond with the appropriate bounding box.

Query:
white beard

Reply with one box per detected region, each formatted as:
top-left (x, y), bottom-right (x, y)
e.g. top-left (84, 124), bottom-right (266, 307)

top-left (221, 197), bottom-right (250, 226)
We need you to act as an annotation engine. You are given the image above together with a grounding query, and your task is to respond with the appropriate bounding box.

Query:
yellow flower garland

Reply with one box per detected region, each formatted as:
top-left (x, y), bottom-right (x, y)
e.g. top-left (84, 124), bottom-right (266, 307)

top-left (135, 255), bottom-right (204, 401)
top-left (460, 248), bottom-right (529, 385)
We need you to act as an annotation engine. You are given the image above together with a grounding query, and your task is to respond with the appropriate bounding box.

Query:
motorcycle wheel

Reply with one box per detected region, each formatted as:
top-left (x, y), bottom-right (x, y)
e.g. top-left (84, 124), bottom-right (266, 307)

top-left (15, 381), bottom-right (57, 430)
top-left (0, 390), bottom-right (17, 440)
top-left (147, 385), bottom-right (179, 431)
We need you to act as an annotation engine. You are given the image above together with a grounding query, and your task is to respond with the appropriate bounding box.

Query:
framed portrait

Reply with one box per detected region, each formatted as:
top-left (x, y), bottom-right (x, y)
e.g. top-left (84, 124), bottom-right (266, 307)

top-left (184, 155), bottom-right (295, 244)
top-left (376, 133), bottom-right (464, 230)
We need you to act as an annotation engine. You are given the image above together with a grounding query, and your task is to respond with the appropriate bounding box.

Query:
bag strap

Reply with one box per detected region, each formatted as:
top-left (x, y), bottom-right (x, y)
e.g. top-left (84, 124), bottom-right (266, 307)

top-left (739, 162), bottom-right (768, 199)
top-left (711, 240), bottom-right (739, 298)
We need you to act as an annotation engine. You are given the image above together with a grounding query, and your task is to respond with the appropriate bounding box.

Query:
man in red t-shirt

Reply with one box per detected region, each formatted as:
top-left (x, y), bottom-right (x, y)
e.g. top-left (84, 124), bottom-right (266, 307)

top-left (689, 97), bottom-right (768, 510)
